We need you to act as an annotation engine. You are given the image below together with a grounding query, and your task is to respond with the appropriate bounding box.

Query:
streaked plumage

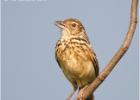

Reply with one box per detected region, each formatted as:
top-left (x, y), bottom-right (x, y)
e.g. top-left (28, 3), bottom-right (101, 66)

top-left (55, 18), bottom-right (99, 100)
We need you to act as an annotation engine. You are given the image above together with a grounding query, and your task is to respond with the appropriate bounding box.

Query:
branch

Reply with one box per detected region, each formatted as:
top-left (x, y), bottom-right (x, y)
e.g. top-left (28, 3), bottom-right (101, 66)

top-left (76, 0), bottom-right (138, 99)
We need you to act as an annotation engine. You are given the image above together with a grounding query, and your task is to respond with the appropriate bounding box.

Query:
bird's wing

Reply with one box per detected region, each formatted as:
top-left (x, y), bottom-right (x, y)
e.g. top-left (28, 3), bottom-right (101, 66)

top-left (55, 54), bottom-right (61, 68)
top-left (83, 44), bottom-right (99, 77)
top-left (89, 48), bottom-right (99, 76)
top-left (55, 41), bottom-right (62, 68)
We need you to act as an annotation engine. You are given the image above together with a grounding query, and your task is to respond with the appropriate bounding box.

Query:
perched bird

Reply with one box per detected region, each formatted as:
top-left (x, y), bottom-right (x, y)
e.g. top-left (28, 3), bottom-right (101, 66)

top-left (55, 18), bottom-right (99, 100)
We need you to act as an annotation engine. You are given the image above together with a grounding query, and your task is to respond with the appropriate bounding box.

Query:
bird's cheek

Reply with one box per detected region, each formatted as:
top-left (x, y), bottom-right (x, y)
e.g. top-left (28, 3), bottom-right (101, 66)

top-left (71, 30), bottom-right (79, 35)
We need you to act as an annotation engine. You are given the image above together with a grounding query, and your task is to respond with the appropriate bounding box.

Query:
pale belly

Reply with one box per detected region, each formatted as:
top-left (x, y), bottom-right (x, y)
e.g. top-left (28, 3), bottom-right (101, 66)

top-left (59, 53), bottom-right (96, 87)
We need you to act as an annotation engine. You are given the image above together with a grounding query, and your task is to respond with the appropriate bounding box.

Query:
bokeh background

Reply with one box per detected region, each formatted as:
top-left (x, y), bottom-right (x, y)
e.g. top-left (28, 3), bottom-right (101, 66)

top-left (2, 0), bottom-right (139, 100)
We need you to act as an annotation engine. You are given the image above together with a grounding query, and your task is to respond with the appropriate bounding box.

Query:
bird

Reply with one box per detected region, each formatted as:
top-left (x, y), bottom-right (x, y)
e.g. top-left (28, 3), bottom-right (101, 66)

top-left (55, 18), bottom-right (99, 100)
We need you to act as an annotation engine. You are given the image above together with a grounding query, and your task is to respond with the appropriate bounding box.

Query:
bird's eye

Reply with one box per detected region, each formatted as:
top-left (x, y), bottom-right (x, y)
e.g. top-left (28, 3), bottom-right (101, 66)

top-left (71, 23), bottom-right (77, 28)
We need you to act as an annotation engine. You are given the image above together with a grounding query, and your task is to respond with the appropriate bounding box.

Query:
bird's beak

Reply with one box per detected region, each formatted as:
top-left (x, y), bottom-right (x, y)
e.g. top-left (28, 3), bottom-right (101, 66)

top-left (55, 21), bottom-right (66, 29)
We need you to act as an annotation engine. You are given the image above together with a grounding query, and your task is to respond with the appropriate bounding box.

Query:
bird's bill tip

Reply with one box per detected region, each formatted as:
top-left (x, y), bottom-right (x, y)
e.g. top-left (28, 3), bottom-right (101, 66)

top-left (55, 21), bottom-right (65, 29)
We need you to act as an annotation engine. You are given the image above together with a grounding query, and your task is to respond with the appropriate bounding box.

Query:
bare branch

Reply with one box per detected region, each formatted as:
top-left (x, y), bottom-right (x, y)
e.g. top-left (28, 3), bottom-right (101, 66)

top-left (76, 0), bottom-right (138, 99)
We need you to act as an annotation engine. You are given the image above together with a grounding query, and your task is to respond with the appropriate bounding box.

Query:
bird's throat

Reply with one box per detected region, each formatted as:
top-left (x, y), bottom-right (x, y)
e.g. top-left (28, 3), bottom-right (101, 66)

top-left (60, 29), bottom-right (71, 40)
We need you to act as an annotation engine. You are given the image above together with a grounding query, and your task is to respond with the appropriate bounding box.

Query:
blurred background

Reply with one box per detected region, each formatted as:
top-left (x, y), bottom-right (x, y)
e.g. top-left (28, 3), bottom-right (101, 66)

top-left (1, 0), bottom-right (139, 100)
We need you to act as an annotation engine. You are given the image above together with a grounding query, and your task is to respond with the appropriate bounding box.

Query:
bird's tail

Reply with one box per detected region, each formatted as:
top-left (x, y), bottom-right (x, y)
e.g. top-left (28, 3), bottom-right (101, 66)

top-left (85, 94), bottom-right (94, 100)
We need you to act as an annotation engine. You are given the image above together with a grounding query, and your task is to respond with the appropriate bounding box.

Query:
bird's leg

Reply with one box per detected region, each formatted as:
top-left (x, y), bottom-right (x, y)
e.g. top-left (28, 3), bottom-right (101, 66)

top-left (66, 86), bottom-right (77, 100)
top-left (75, 85), bottom-right (89, 100)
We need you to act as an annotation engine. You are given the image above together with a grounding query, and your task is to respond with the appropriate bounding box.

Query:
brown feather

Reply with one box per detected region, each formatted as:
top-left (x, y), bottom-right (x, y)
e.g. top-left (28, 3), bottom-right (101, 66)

top-left (55, 18), bottom-right (99, 99)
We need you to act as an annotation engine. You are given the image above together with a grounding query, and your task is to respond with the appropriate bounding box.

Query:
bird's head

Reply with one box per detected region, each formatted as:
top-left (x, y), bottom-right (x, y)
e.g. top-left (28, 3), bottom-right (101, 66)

top-left (55, 18), bottom-right (85, 36)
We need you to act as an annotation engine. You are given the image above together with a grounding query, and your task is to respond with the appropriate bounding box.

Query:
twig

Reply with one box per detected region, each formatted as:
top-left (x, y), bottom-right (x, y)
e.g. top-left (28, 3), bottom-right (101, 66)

top-left (76, 0), bottom-right (138, 99)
